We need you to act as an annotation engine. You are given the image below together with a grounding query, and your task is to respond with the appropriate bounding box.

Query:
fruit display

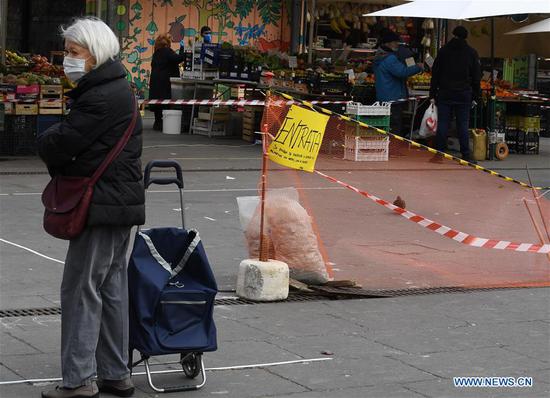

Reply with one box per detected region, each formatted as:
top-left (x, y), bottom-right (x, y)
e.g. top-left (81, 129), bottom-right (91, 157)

top-left (1, 72), bottom-right (61, 86)
top-left (409, 72), bottom-right (431, 88)
top-left (6, 50), bottom-right (29, 66)
top-left (30, 55), bottom-right (63, 77)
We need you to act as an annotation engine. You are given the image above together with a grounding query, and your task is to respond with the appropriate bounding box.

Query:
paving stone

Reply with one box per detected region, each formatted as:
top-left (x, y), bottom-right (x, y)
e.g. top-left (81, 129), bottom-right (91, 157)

top-left (405, 375), bottom-right (550, 398)
top-left (266, 356), bottom-right (436, 391)
top-left (394, 346), bottom-right (548, 379)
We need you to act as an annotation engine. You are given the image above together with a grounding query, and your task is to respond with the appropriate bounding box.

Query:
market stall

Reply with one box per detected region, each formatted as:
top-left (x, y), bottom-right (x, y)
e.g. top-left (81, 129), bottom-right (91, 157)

top-left (0, 51), bottom-right (68, 156)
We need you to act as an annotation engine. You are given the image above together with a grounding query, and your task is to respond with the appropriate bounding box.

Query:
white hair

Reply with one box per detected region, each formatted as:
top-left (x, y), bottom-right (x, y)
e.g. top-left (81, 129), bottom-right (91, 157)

top-left (61, 17), bottom-right (120, 68)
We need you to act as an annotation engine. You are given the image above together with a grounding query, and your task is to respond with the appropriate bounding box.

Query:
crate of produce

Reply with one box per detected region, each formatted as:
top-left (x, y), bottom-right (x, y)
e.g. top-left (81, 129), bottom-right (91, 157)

top-left (518, 116), bottom-right (541, 133)
top-left (356, 115), bottom-right (391, 128)
top-left (316, 77), bottom-right (350, 96)
top-left (343, 134), bottom-right (389, 162)
top-left (346, 101), bottom-right (391, 116)
top-left (2, 115), bottom-right (38, 155)
top-left (15, 103), bottom-right (38, 115)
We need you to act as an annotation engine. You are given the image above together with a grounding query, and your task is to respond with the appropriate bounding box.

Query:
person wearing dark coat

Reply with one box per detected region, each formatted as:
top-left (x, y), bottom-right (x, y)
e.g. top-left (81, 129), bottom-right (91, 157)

top-left (430, 26), bottom-right (481, 163)
top-left (149, 33), bottom-right (185, 130)
top-left (38, 17), bottom-right (144, 398)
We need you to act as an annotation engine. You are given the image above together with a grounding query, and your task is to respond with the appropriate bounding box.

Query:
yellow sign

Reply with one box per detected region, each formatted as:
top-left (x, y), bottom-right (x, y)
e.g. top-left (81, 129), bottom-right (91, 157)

top-left (268, 105), bottom-right (330, 172)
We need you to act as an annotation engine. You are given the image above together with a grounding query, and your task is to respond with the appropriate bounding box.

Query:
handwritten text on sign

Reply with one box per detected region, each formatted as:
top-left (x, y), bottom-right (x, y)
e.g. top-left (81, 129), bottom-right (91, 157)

top-left (268, 105), bottom-right (330, 172)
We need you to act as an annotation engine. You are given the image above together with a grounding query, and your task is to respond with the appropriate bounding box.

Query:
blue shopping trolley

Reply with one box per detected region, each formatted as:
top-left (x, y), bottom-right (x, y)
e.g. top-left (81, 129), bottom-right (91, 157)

top-left (128, 160), bottom-right (217, 393)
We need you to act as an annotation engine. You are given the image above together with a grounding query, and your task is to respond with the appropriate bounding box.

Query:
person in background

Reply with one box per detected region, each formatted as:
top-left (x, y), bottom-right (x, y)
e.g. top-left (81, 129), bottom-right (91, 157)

top-left (429, 25), bottom-right (481, 163)
top-left (200, 26), bottom-right (213, 43)
top-left (149, 33), bottom-right (185, 131)
top-left (373, 30), bottom-right (423, 136)
top-left (38, 17), bottom-right (144, 398)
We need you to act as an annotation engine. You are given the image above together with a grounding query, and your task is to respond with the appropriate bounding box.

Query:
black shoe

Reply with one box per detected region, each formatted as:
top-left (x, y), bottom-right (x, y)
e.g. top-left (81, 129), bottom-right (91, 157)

top-left (97, 378), bottom-right (134, 397)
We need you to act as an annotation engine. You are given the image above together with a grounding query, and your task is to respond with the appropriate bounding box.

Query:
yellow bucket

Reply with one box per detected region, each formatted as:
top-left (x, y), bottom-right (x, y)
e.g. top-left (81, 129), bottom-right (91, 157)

top-left (470, 129), bottom-right (487, 161)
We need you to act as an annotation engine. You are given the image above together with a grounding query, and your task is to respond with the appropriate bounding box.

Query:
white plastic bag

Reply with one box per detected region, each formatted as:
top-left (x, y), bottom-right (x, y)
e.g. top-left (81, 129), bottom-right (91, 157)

top-left (418, 104), bottom-right (438, 138)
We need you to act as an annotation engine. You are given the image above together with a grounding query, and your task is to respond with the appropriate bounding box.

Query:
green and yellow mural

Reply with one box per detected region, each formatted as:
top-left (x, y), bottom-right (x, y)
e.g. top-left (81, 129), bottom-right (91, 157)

top-left (108, 0), bottom-right (290, 95)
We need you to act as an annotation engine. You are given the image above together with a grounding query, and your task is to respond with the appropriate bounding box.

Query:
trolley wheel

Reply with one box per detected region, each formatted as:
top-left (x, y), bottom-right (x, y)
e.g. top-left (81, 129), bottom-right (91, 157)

top-left (180, 353), bottom-right (202, 379)
top-left (495, 142), bottom-right (509, 160)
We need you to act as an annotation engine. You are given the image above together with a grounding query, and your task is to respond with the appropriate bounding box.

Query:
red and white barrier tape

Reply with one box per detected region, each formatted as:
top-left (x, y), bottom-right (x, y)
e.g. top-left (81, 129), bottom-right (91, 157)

top-left (141, 99), bottom-right (350, 106)
top-left (315, 170), bottom-right (550, 254)
top-left (388, 95), bottom-right (429, 104)
top-left (518, 93), bottom-right (550, 103)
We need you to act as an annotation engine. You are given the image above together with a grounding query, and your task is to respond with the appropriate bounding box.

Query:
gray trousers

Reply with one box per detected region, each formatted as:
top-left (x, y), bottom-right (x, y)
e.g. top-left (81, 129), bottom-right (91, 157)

top-left (61, 226), bottom-right (132, 388)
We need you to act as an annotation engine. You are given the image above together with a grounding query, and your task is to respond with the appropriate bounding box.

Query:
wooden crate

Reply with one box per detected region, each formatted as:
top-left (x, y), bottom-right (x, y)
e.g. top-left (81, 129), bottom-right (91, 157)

top-left (15, 103), bottom-right (38, 115)
top-left (39, 107), bottom-right (63, 115)
top-left (40, 85), bottom-right (63, 99)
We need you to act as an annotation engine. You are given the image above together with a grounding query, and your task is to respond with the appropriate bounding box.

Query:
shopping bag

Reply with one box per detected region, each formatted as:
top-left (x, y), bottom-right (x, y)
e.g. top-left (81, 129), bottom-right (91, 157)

top-left (419, 104), bottom-right (438, 138)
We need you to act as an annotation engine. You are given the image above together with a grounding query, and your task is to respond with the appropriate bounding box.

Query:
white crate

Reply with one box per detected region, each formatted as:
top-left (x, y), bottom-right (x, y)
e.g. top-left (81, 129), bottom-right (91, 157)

top-left (346, 101), bottom-right (391, 116)
top-left (182, 70), bottom-right (219, 80)
top-left (343, 134), bottom-right (389, 161)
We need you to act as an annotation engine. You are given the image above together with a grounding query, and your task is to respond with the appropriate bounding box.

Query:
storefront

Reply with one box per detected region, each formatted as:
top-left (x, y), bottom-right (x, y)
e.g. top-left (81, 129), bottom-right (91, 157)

top-left (0, 0), bottom-right (548, 157)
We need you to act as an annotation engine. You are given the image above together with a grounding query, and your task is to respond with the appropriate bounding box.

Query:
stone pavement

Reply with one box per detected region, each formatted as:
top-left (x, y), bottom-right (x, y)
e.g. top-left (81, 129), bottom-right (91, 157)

top-left (0, 289), bottom-right (549, 397)
top-left (0, 116), bottom-right (549, 397)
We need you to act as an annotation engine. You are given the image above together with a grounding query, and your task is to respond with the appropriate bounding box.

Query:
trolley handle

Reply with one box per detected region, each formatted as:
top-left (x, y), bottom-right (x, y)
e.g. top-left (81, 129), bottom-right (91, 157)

top-left (144, 160), bottom-right (184, 189)
top-left (143, 160), bottom-right (185, 229)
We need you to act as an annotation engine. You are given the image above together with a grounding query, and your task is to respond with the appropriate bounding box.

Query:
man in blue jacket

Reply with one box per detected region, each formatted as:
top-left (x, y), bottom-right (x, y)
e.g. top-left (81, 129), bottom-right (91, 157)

top-left (373, 31), bottom-right (423, 136)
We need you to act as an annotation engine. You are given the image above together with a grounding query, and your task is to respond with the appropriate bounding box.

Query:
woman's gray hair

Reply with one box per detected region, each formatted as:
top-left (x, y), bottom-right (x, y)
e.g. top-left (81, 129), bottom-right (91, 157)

top-left (61, 17), bottom-right (120, 68)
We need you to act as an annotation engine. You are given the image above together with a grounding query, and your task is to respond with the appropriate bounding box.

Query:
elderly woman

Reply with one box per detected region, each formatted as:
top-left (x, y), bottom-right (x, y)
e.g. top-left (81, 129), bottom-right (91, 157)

top-left (38, 17), bottom-right (144, 398)
top-left (149, 33), bottom-right (185, 131)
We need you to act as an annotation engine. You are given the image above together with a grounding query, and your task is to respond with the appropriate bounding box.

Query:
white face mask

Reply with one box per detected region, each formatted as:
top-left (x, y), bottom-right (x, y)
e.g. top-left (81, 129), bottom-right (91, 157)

top-left (63, 56), bottom-right (88, 82)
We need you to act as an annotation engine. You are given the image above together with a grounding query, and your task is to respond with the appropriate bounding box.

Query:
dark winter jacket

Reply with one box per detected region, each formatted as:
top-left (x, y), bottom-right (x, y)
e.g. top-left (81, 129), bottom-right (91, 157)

top-left (149, 46), bottom-right (185, 100)
top-left (38, 59), bottom-right (145, 227)
top-left (373, 46), bottom-right (422, 102)
top-left (429, 38), bottom-right (481, 102)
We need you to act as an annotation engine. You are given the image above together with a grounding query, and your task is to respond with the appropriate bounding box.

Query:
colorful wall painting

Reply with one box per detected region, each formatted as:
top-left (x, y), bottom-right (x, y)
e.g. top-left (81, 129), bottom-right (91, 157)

top-left (111, 0), bottom-right (290, 96)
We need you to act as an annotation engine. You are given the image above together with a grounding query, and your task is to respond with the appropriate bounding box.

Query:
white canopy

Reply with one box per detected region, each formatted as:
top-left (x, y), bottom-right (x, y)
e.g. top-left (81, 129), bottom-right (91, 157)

top-left (506, 18), bottom-right (550, 34)
top-left (364, 0), bottom-right (550, 19)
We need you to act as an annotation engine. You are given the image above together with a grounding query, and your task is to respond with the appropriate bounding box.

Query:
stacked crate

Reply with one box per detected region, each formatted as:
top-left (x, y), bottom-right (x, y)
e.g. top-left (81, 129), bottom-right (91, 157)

top-left (39, 85), bottom-right (64, 115)
top-left (504, 102), bottom-right (540, 154)
top-left (344, 102), bottom-right (391, 161)
top-left (192, 106), bottom-right (228, 137)
top-left (242, 107), bottom-right (263, 143)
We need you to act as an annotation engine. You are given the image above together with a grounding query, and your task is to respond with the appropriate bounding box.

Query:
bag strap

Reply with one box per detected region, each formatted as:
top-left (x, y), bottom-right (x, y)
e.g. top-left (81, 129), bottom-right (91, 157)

top-left (170, 229), bottom-right (200, 280)
top-left (91, 95), bottom-right (138, 185)
top-left (138, 229), bottom-right (201, 280)
top-left (138, 231), bottom-right (173, 275)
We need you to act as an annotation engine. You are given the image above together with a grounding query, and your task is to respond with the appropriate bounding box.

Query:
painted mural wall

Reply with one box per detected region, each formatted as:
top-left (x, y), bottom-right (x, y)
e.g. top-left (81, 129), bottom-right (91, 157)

top-left (110, 0), bottom-right (290, 95)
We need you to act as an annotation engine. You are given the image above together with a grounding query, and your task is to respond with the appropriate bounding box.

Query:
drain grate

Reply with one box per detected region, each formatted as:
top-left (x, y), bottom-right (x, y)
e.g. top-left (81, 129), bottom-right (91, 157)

top-left (0, 294), bottom-right (329, 318)
top-left (0, 286), bottom-right (538, 318)
top-left (0, 307), bottom-right (62, 318)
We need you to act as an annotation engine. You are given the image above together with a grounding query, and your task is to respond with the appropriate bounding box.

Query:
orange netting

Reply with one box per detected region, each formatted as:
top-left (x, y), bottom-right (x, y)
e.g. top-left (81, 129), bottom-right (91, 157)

top-left (240, 93), bottom-right (550, 290)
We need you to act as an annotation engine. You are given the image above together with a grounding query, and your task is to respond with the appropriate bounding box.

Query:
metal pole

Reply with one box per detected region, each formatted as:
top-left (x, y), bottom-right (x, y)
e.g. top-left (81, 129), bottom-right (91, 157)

top-left (290, 0), bottom-right (301, 54)
top-left (488, 17), bottom-right (496, 160)
top-left (0, 0), bottom-right (7, 65)
top-left (307, 0), bottom-right (315, 65)
top-left (299, 0), bottom-right (305, 54)
top-left (259, 120), bottom-right (269, 262)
